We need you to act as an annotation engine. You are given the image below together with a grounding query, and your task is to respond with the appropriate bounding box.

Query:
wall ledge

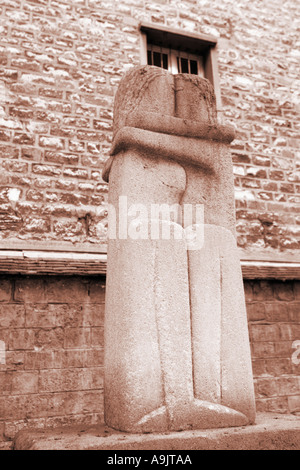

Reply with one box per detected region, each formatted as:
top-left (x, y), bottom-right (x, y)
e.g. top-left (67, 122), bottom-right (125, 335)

top-left (0, 250), bottom-right (107, 276)
top-left (0, 249), bottom-right (299, 279)
top-left (241, 260), bottom-right (300, 280)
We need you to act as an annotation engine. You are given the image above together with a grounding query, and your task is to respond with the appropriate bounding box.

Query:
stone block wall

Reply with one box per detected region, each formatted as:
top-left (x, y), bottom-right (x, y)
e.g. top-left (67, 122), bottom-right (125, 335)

top-left (0, 0), bottom-right (299, 252)
top-left (246, 280), bottom-right (300, 414)
top-left (0, 275), bottom-right (299, 440)
top-left (0, 275), bottom-right (105, 439)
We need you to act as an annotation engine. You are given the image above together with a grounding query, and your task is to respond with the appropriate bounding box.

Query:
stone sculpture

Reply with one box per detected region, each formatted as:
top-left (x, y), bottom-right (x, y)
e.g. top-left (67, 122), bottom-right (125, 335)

top-left (102, 65), bottom-right (256, 433)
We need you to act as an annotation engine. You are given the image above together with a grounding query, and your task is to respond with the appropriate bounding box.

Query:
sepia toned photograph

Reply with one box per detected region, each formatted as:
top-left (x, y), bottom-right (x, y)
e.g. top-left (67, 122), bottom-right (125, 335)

top-left (0, 0), bottom-right (299, 454)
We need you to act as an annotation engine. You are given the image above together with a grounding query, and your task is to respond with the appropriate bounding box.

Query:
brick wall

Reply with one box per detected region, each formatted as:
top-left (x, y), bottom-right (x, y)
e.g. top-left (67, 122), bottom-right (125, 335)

top-left (0, 275), bottom-right (299, 440)
top-left (0, 0), bottom-right (299, 252)
top-left (0, 275), bottom-right (105, 439)
top-left (246, 279), bottom-right (300, 415)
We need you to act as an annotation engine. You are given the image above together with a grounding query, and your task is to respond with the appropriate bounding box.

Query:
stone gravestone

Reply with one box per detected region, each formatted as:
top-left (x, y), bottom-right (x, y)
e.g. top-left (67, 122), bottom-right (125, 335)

top-left (102, 65), bottom-right (256, 433)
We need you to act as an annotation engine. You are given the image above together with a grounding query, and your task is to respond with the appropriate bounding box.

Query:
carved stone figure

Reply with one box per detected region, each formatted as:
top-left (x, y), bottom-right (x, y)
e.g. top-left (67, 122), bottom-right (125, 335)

top-left (102, 65), bottom-right (256, 432)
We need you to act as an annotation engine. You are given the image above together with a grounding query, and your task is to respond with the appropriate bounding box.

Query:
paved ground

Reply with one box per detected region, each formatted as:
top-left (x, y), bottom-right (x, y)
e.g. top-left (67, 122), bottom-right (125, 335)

top-left (10, 412), bottom-right (300, 450)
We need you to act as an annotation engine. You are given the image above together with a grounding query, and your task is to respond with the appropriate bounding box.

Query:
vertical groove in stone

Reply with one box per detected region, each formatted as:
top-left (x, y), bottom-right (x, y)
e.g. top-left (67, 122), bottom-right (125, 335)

top-left (153, 240), bottom-right (169, 428)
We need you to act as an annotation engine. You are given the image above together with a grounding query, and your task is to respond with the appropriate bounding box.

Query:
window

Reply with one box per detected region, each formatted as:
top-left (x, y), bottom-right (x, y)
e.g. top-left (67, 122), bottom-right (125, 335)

top-left (147, 44), bottom-right (204, 77)
top-left (140, 22), bottom-right (222, 111)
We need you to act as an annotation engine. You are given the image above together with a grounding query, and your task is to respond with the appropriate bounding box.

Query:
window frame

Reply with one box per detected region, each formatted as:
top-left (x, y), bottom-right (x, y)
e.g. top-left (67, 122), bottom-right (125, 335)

top-left (146, 43), bottom-right (205, 77)
top-left (140, 22), bottom-right (222, 113)
top-left (174, 51), bottom-right (204, 76)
